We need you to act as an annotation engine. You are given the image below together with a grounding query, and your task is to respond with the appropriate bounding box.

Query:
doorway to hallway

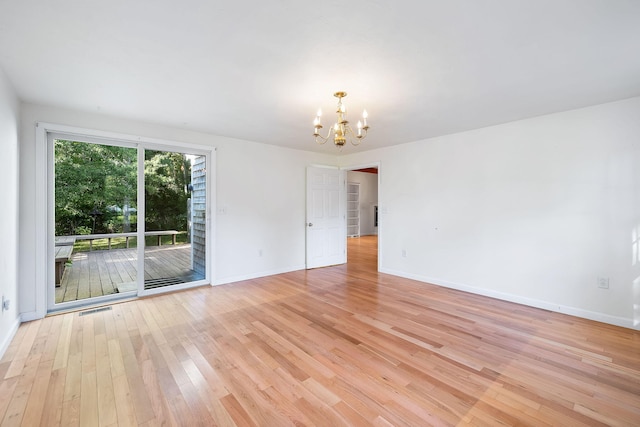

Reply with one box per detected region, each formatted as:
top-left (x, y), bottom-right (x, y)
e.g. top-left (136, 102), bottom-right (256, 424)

top-left (343, 165), bottom-right (380, 270)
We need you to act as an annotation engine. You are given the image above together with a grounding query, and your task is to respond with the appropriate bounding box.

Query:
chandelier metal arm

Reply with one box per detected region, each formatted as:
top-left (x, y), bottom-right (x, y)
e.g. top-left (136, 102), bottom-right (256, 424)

top-left (314, 124), bottom-right (367, 146)
top-left (343, 125), bottom-right (364, 146)
top-left (314, 126), bottom-right (332, 145)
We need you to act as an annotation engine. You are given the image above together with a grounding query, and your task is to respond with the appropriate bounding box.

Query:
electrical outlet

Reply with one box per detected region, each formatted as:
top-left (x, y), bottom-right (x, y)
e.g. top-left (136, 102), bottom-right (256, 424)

top-left (597, 277), bottom-right (609, 289)
top-left (402, 249), bottom-right (407, 258)
top-left (258, 249), bottom-right (263, 257)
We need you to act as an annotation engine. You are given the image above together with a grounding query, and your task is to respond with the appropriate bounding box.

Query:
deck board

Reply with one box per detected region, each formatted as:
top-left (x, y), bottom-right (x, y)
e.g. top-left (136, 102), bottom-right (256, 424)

top-left (56, 244), bottom-right (198, 303)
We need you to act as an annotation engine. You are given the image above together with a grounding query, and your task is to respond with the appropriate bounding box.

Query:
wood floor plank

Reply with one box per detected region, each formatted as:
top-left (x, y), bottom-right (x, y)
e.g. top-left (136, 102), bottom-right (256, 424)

top-left (2, 235), bottom-right (640, 425)
top-left (2, 353), bottom-right (42, 426)
top-left (38, 365), bottom-right (66, 426)
top-left (96, 330), bottom-right (118, 426)
top-left (79, 371), bottom-right (98, 427)
top-left (20, 358), bottom-right (54, 426)
top-left (4, 321), bottom-right (40, 379)
top-left (0, 376), bottom-right (18, 423)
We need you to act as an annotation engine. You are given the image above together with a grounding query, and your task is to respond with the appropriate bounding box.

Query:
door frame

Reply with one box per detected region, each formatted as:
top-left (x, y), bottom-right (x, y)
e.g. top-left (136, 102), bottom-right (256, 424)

top-left (340, 161), bottom-right (381, 272)
top-left (136, 143), bottom-right (212, 298)
top-left (35, 122), bottom-right (216, 317)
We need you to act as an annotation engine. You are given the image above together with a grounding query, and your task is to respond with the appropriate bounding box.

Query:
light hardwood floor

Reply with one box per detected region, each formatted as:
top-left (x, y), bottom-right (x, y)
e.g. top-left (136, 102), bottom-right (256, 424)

top-left (2, 235), bottom-right (639, 426)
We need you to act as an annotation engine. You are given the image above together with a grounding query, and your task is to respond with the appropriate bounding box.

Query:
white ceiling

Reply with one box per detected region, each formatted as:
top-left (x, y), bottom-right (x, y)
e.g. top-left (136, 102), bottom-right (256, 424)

top-left (1, 0), bottom-right (639, 153)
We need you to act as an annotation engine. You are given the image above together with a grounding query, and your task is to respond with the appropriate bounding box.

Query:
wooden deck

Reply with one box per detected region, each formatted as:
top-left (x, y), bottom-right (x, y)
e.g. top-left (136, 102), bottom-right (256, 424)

top-left (55, 244), bottom-right (202, 304)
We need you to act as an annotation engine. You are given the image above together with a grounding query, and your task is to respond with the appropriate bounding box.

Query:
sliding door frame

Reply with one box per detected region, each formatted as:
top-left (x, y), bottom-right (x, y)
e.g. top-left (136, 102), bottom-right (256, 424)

top-left (35, 122), bottom-right (216, 317)
top-left (137, 142), bottom-right (212, 298)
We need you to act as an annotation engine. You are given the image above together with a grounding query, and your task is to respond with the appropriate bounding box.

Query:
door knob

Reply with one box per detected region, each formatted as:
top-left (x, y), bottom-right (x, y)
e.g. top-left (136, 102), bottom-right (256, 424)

top-left (308, 223), bottom-right (313, 227)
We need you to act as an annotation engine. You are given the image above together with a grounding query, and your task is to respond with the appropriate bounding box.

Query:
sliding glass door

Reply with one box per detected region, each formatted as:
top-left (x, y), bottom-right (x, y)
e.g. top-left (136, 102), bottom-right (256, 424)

top-left (53, 138), bottom-right (138, 305)
top-left (143, 149), bottom-right (207, 291)
top-left (49, 133), bottom-right (210, 311)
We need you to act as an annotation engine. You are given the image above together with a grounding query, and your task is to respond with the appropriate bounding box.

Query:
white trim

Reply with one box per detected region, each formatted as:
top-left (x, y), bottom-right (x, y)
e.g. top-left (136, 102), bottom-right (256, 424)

top-left (47, 292), bottom-right (137, 314)
top-left (37, 122), bottom-right (211, 153)
top-left (215, 265), bottom-right (306, 286)
top-left (208, 149), bottom-right (216, 287)
top-left (0, 317), bottom-right (20, 359)
top-left (47, 132), bottom-right (138, 149)
top-left (35, 124), bottom-right (48, 318)
top-left (308, 163), bottom-right (339, 169)
top-left (46, 132), bottom-right (54, 311)
top-left (136, 145), bottom-right (145, 296)
top-left (380, 267), bottom-right (636, 330)
top-left (20, 311), bottom-right (40, 322)
top-left (340, 162), bottom-right (381, 173)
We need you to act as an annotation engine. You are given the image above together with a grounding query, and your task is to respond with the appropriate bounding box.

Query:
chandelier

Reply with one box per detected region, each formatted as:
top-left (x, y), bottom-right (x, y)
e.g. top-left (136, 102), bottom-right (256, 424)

top-left (313, 92), bottom-right (369, 147)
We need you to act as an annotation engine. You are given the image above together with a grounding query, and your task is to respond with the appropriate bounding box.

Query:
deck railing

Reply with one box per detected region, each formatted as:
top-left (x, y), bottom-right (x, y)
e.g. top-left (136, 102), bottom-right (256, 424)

top-left (64, 230), bottom-right (180, 250)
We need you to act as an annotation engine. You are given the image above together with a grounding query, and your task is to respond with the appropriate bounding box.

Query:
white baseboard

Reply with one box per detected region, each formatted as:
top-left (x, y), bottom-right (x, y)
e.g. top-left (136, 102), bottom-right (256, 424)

top-left (215, 264), bottom-right (306, 286)
top-left (20, 311), bottom-right (40, 322)
top-left (380, 268), bottom-right (635, 330)
top-left (0, 317), bottom-right (21, 359)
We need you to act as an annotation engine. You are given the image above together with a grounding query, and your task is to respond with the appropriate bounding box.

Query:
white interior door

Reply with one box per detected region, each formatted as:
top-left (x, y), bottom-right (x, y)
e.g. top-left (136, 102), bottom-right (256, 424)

top-left (306, 166), bottom-right (346, 269)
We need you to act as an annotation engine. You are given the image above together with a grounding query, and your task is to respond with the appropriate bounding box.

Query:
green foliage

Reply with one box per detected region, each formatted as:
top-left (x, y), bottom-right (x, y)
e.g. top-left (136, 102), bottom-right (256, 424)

top-left (55, 141), bottom-right (192, 236)
top-left (144, 150), bottom-right (191, 231)
top-left (55, 140), bottom-right (137, 235)
top-left (75, 226), bottom-right (92, 235)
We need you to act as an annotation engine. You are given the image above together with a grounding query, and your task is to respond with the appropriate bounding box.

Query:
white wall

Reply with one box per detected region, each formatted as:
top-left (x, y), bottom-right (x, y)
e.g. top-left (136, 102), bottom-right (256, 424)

top-left (346, 171), bottom-right (378, 235)
top-left (341, 97), bottom-right (640, 329)
top-left (215, 139), bottom-right (337, 282)
top-left (0, 67), bottom-right (20, 356)
top-left (16, 97), bottom-right (640, 329)
top-left (19, 103), bottom-right (336, 318)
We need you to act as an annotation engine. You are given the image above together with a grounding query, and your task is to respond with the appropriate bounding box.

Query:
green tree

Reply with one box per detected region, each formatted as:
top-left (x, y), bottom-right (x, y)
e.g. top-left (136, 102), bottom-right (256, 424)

top-left (54, 140), bottom-right (137, 235)
top-left (144, 150), bottom-right (191, 231)
top-left (55, 141), bottom-right (191, 237)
